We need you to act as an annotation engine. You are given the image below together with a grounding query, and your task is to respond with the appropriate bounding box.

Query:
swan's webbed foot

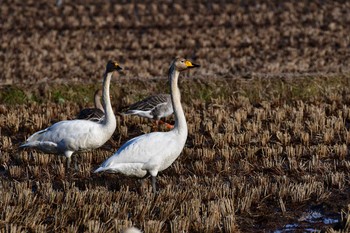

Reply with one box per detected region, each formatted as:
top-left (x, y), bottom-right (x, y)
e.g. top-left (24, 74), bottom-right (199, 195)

top-left (164, 122), bottom-right (174, 129)
top-left (158, 120), bottom-right (174, 130)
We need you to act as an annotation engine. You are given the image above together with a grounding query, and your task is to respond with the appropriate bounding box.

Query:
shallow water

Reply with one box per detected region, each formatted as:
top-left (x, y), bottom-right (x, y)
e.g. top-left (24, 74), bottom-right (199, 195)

top-left (274, 206), bottom-right (340, 232)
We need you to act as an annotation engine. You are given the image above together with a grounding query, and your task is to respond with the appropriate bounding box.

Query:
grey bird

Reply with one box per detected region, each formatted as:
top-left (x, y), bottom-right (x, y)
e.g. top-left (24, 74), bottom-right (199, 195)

top-left (122, 94), bottom-right (174, 130)
top-left (77, 89), bottom-right (105, 122)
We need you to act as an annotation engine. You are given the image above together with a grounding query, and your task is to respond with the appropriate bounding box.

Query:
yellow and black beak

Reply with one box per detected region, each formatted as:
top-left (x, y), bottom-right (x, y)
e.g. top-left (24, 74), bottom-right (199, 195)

top-left (107, 60), bottom-right (123, 73)
top-left (185, 60), bottom-right (200, 69)
top-left (115, 63), bottom-right (123, 71)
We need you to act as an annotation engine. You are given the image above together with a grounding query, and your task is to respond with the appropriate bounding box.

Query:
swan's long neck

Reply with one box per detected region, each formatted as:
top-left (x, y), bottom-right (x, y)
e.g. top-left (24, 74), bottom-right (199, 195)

top-left (101, 72), bottom-right (116, 130)
top-left (95, 92), bottom-right (104, 112)
top-left (169, 65), bottom-right (187, 135)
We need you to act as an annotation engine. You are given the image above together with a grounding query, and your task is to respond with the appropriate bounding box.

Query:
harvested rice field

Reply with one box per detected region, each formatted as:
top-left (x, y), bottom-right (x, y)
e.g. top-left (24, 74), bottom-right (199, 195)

top-left (1, 1), bottom-right (350, 232)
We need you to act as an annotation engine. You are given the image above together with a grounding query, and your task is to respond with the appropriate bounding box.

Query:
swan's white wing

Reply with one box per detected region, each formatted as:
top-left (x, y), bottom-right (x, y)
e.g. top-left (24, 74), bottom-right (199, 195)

top-left (100, 132), bottom-right (173, 164)
top-left (95, 131), bottom-right (183, 176)
top-left (22, 120), bottom-right (111, 152)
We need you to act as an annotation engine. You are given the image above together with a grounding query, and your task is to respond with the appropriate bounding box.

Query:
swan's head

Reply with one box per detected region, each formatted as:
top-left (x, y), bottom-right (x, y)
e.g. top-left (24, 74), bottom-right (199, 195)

top-left (106, 61), bottom-right (123, 73)
top-left (173, 57), bottom-right (200, 72)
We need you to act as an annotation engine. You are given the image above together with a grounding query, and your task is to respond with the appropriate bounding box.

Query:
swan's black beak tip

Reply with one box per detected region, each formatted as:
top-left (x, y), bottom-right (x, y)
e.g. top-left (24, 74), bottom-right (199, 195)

top-left (188, 63), bottom-right (200, 69)
top-left (116, 65), bottom-right (123, 71)
top-left (192, 63), bottom-right (200, 68)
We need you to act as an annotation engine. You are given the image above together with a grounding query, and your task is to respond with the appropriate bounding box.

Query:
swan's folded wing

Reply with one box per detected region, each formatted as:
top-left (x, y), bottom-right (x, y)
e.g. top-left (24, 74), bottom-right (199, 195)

top-left (96, 132), bottom-right (176, 170)
top-left (23, 120), bottom-right (108, 151)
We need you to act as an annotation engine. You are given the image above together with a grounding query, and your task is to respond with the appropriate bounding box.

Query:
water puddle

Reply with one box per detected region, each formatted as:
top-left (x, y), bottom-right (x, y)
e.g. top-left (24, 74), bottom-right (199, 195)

top-left (274, 206), bottom-right (340, 232)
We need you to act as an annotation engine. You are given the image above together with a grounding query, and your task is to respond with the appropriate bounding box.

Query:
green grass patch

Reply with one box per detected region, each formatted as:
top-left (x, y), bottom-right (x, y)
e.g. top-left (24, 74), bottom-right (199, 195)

top-left (1, 74), bottom-right (350, 106)
top-left (0, 86), bottom-right (28, 104)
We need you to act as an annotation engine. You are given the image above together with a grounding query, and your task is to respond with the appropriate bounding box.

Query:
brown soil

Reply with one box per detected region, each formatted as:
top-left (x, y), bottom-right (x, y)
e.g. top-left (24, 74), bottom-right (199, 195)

top-left (1, 0), bottom-right (350, 85)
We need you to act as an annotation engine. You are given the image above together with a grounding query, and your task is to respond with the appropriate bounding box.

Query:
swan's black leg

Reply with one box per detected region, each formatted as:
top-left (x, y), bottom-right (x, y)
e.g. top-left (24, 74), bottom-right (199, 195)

top-left (151, 176), bottom-right (157, 194)
top-left (66, 157), bottom-right (71, 171)
top-left (73, 156), bottom-right (78, 171)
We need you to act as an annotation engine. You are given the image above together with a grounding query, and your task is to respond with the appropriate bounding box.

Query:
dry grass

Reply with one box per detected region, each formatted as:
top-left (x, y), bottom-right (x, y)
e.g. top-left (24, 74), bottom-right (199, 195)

top-left (326, 205), bottom-right (350, 233)
top-left (1, 75), bottom-right (350, 232)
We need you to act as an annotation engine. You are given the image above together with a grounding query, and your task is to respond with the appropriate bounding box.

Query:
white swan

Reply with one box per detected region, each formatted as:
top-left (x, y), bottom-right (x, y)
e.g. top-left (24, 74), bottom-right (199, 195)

top-left (77, 89), bottom-right (105, 121)
top-left (94, 57), bottom-right (200, 193)
top-left (122, 93), bottom-right (173, 130)
top-left (20, 61), bottom-right (123, 170)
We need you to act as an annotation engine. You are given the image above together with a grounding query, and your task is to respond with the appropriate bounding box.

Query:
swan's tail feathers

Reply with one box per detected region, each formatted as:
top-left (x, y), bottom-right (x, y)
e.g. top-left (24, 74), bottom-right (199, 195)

top-left (18, 141), bottom-right (58, 154)
top-left (94, 166), bottom-right (106, 173)
top-left (19, 141), bottom-right (40, 149)
top-left (25, 128), bottom-right (49, 142)
top-left (19, 143), bottom-right (30, 149)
